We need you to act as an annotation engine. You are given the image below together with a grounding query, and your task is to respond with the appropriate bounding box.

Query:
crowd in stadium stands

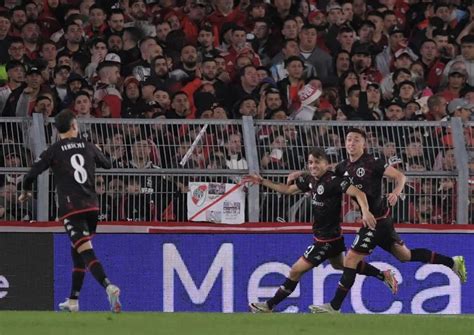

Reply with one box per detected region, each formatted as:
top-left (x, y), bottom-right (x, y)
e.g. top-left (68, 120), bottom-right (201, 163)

top-left (0, 0), bottom-right (472, 222)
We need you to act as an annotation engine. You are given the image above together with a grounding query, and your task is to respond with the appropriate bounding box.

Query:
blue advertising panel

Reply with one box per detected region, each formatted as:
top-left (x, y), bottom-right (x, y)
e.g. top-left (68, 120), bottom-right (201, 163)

top-left (53, 233), bottom-right (474, 313)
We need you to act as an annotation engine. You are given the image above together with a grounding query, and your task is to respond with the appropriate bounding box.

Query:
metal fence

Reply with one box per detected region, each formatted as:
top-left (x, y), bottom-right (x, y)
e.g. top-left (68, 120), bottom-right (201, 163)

top-left (0, 115), bottom-right (471, 224)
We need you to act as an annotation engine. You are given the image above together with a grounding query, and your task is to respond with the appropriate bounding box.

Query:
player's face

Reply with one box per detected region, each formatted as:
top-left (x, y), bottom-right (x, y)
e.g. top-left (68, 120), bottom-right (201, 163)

top-left (345, 132), bottom-right (365, 157)
top-left (307, 154), bottom-right (328, 178)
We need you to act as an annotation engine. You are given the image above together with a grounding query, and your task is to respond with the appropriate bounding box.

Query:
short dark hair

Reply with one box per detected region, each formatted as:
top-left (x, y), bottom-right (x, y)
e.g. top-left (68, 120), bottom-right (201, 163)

top-left (54, 109), bottom-right (76, 133)
top-left (284, 55), bottom-right (304, 68)
top-left (308, 148), bottom-right (328, 161)
top-left (74, 90), bottom-right (90, 101)
top-left (346, 127), bottom-right (367, 139)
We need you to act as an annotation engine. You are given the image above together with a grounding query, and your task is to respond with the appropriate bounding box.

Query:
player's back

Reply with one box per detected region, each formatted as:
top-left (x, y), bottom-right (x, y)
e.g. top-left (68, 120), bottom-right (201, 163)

top-left (48, 138), bottom-right (111, 219)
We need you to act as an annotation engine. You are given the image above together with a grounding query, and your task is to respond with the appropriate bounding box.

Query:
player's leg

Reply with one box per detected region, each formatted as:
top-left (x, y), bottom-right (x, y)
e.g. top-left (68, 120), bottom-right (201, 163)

top-left (58, 245), bottom-right (85, 312)
top-left (249, 256), bottom-right (313, 313)
top-left (327, 242), bottom-right (393, 290)
top-left (379, 217), bottom-right (467, 283)
top-left (390, 243), bottom-right (467, 283)
top-left (310, 229), bottom-right (375, 313)
top-left (68, 212), bottom-right (121, 312)
top-left (250, 240), bottom-right (336, 313)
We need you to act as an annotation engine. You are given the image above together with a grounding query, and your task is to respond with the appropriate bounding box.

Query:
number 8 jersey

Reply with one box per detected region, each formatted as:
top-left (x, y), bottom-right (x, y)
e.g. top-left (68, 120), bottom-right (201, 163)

top-left (23, 137), bottom-right (112, 220)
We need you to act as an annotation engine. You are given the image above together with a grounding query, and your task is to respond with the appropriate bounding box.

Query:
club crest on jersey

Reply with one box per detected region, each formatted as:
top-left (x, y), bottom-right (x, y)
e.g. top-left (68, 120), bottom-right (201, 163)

top-left (356, 167), bottom-right (365, 177)
top-left (317, 185), bottom-right (324, 195)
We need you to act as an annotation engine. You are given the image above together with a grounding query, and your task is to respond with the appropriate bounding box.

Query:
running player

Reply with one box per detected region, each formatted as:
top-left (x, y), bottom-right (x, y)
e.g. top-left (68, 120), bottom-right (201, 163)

top-left (19, 110), bottom-right (122, 313)
top-left (245, 148), bottom-right (398, 313)
top-left (309, 128), bottom-right (467, 313)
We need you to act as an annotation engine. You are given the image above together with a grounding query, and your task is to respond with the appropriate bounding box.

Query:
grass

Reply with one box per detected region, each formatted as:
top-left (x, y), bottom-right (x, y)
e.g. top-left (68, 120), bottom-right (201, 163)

top-left (0, 312), bottom-right (473, 335)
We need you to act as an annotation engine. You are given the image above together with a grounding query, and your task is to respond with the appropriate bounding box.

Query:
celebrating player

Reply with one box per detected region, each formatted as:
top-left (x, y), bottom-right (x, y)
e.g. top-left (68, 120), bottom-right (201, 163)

top-left (244, 148), bottom-right (398, 313)
top-left (19, 110), bottom-right (122, 313)
top-left (309, 128), bottom-right (467, 314)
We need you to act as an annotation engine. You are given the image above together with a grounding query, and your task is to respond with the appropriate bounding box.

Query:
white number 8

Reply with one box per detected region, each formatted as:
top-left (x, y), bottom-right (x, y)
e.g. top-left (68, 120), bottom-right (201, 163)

top-left (70, 154), bottom-right (87, 184)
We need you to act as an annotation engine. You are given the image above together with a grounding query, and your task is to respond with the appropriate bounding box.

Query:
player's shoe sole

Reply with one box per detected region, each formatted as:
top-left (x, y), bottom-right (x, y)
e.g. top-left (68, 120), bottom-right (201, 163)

top-left (383, 270), bottom-right (398, 294)
top-left (106, 285), bottom-right (122, 313)
top-left (453, 256), bottom-right (467, 283)
top-left (249, 302), bottom-right (272, 313)
top-left (308, 303), bottom-right (340, 314)
top-left (58, 298), bottom-right (79, 312)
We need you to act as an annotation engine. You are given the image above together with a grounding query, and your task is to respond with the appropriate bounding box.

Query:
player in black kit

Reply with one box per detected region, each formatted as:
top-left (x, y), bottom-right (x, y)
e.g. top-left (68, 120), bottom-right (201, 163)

top-left (310, 128), bottom-right (467, 313)
top-left (19, 110), bottom-right (122, 313)
top-left (244, 148), bottom-right (398, 313)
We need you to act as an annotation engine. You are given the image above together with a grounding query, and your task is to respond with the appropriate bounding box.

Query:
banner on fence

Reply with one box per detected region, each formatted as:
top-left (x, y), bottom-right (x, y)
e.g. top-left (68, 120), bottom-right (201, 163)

top-left (187, 182), bottom-right (245, 224)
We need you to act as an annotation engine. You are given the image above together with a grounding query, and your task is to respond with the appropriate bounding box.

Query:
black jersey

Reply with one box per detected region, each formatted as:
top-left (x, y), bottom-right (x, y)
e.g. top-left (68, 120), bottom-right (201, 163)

top-left (23, 137), bottom-right (112, 219)
top-left (335, 153), bottom-right (388, 217)
top-left (295, 171), bottom-right (350, 240)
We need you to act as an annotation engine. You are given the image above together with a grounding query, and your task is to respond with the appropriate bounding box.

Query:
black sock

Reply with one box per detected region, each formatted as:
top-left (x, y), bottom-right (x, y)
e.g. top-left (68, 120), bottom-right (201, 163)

top-left (80, 249), bottom-right (111, 288)
top-left (70, 247), bottom-right (85, 299)
top-left (267, 278), bottom-right (299, 309)
top-left (330, 267), bottom-right (356, 311)
top-left (356, 261), bottom-right (385, 281)
top-left (410, 248), bottom-right (454, 268)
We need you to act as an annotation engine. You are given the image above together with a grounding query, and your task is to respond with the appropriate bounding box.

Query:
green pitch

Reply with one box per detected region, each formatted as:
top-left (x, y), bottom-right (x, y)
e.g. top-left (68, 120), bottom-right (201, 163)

top-left (0, 312), bottom-right (473, 335)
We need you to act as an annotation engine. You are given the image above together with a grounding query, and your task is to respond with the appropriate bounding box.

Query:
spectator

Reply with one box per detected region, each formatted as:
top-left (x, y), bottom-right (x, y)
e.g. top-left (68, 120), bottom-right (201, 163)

top-left (439, 68), bottom-right (468, 102)
top-left (443, 34), bottom-right (474, 86)
top-left (122, 76), bottom-right (147, 118)
top-left (376, 25), bottom-right (417, 77)
top-left (298, 24), bottom-right (333, 84)
top-left (225, 132), bottom-right (248, 169)
top-left (94, 60), bottom-right (122, 118)
top-left (0, 12), bottom-right (12, 64)
top-left (3, 65), bottom-right (43, 116)
top-left (0, 61), bottom-right (25, 113)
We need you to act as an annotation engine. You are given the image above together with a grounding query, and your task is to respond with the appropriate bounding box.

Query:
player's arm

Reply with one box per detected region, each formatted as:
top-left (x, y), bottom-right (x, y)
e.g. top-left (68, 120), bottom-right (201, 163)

top-left (384, 166), bottom-right (407, 206)
top-left (93, 144), bottom-right (112, 169)
top-left (19, 149), bottom-right (53, 202)
top-left (345, 185), bottom-right (376, 229)
top-left (242, 174), bottom-right (302, 195)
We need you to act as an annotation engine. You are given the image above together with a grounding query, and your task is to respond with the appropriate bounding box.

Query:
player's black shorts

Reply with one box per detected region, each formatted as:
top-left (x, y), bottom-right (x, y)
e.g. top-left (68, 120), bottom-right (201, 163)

top-left (302, 236), bottom-right (346, 266)
top-left (351, 217), bottom-right (404, 255)
top-left (62, 210), bottom-right (99, 249)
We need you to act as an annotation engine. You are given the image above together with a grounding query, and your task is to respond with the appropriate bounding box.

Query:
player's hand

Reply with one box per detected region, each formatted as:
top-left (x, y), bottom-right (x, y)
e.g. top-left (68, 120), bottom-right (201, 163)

top-left (387, 192), bottom-right (399, 206)
top-left (361, 210), bottom-right (376, 229)
top-left (18, 191), bottom-right (32, 203)
top-left (287, 171), bottom-right (304, 185)
top-left (242, 174), bottom-right (263, 186)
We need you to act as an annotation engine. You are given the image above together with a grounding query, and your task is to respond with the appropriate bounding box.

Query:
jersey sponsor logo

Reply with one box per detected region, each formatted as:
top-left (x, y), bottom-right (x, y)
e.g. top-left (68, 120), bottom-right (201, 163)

top-left (356, 167), bottom-right (365, 177)
top-left (343, 171), bottom-right (349, 176)
top-left (316, 185), bottom-right (324, 195)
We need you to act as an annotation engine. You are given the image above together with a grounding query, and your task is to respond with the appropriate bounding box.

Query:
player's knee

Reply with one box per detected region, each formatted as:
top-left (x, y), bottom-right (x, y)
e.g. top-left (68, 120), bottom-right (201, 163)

top-left (344, 252), bottom-right (362, 268)
top-left (396, 252), bottom-right (411, 262)
top-left (393, 245), bottom-right (411, 262)
top-left (79, 248), bottom-right (99, 268)
top-left (289, 268), bottom-right (304, 280)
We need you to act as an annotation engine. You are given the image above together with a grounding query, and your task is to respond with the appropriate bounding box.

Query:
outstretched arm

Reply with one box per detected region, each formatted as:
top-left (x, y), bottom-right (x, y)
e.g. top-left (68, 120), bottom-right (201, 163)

top-left (242, 174), bottom-right (302, 195)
